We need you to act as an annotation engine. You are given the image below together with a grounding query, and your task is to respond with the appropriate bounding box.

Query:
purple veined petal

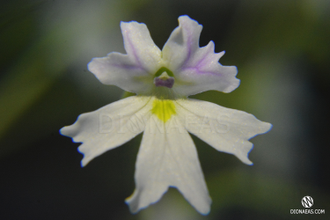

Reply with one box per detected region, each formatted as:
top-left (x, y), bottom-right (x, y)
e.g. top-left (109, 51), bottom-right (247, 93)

top-left (60, 96), bottom-right (152, 166)
top-left (88, 53), bottom-right (154, 95)
top-left (88, 21), bottom-right (162, 95)
top-left (126, 114), bottom-right (211, 215)
top-left (120, 21), bottom-right (162, 73)
top-left (175, 99), bottom-right (272, 165)
top-left (162, 15), bottom-right (240, 96)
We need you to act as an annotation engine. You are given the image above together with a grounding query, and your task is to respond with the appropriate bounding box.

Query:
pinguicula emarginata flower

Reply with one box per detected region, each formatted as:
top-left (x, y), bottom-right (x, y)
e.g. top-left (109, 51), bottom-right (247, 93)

top-left (60, 15), bottom-right (272, 215)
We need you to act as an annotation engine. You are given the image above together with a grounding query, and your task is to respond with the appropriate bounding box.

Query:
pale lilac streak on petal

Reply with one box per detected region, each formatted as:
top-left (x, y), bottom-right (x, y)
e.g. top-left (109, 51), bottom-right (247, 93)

top-left (173, 62), bottom-right (239, 96)
top-left (175, 99), bottom-right (272, 165)
top-left (88, 21), bottom-right (162, 95)
top-left (162, 15), bottom-right (239, 96)
top-left (121, 21), bottom-right (162, 74)
top-left (162, 15), bottom-right (202, 71)
top-left (60, 96), bottom-right (152, 166)
top-left (182, 41), bottom-right (223, 72)
top-left (88, 53), bottom-right (154, 95)
top-left (126, 115), bottom-right (211, 215)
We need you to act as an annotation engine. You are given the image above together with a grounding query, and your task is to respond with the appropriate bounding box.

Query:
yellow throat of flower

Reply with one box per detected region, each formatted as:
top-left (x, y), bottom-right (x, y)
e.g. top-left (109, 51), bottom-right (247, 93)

top-left (152, 99), bottom-right (176, 123)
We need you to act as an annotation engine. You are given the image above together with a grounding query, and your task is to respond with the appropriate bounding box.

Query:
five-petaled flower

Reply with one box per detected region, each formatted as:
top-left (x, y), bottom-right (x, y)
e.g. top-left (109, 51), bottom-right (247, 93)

top-left (60, 15), bottom-right (272, 215)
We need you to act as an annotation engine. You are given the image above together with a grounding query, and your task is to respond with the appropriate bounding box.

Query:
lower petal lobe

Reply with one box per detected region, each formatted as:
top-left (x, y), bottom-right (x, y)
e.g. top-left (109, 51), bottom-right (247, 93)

top-left (176, 98), bottom-right (272, 165)
top-left (60, 96), bottom-right (152, 166)
top-left (126, 114), bottom-right (211, 215)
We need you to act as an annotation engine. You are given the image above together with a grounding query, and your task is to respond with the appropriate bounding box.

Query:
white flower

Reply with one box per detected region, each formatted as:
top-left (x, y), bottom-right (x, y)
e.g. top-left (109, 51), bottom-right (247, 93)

top-left (60, 15), bottom-right (272, 215)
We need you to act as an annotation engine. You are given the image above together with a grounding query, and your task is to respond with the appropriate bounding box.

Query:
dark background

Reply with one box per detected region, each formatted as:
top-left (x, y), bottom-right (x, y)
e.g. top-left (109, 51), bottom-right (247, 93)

top-left (1, 0), bottom-right (329, 219)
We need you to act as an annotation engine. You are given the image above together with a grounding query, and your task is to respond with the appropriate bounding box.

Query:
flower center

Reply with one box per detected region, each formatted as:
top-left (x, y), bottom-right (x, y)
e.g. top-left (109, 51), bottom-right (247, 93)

top-left (153, 67), bottom-right (174, 88)
top-left (151, 99), bottom-right (176, 123)
top-left (154, 72), bottom-right (174, 88)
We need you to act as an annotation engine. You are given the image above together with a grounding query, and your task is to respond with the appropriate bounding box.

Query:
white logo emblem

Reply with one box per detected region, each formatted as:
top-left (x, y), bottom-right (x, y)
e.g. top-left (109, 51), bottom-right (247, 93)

top-left (301, 196), bottom-right (314, 208)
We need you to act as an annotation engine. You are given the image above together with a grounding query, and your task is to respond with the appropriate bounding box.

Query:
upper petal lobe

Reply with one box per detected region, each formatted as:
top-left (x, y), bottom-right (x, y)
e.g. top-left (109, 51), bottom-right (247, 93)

top-left (120, 21), bottom-right (162, 73)
top-left (162, 15), bottom-right (239, 96)
top-left (88, 21), bottom-right (162, 95)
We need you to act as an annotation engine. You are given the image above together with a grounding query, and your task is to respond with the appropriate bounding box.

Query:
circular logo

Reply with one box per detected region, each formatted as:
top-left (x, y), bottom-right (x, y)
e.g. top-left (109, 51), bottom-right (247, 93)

top-left (301, 196), bottom-right (314, 208)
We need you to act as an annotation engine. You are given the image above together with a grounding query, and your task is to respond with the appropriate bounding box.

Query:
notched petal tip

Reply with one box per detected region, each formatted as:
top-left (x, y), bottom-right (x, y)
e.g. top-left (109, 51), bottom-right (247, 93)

top-left (199, 206), bottom-right (211, 216)
top-left (238, 151), bottom-right (254, 166)
top-left (222, 66), bottom-right (240, 93)
top-left (59, 126), bottom-right (69, 137)
top-left (120, 20), bottom-right (146, 33)
top-left (77, 147), bottom-right (91, 167)
top-left (87, 57), bottom-right (101, 73)
top-left (80, 160), bottom-right (87, 167)
top-left (124, 187), bottom-right (170, 214)
top-left (232, 141), bottom-right (254, 166)
top-left (60, 125), bottom-right (91, 167)
top-left (178, 15), bottom-right (201, 28)
top-left (218, 50), bottom-right (225, 57)
top-left (261, 122), bottom-right (273, 134)
top-left (87, 57), bottom-right (108, 84)
top-left (125, 192), bottom-right (141, 214)
top-left (60, 124), bottom-right (80, 141)
top-left (238, 121), bottom-right (272, 165)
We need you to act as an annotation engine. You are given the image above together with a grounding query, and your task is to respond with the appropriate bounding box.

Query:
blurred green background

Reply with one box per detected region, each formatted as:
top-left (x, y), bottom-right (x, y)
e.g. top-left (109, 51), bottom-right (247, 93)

top-left (1, 0), bottom-right (329, 219)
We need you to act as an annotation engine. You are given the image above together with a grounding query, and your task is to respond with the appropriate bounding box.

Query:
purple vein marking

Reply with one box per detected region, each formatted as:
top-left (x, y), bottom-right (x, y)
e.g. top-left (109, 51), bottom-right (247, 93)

top-left (125, 30), bottom-right (146, 72)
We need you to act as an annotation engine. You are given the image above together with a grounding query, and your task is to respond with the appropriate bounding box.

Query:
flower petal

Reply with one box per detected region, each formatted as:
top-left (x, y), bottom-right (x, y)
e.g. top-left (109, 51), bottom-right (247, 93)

top-left (60, 96), bottom-right (152, 166)
top-left (162, 15), bottom-right (239, 96)
top-left (176, 99), bottom-right (272, 165)
top-left (88, 21), bottom-right (162, 95)
top-left (121, 21), bottom-right (162, 73)
top-left (126, 114), bottom-right (211, 215)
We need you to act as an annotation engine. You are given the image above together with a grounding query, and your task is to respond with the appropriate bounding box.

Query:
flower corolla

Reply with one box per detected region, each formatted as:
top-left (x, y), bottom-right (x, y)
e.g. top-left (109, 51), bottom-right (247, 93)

top-left (61, 15), bottom-right (272, 215)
